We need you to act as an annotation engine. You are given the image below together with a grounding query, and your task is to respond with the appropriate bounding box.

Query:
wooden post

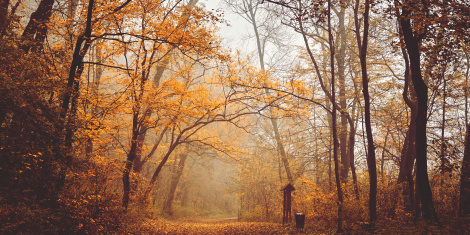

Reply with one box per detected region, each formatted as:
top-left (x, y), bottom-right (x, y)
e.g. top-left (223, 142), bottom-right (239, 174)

top-left (281, 183), bottom-right (295, 225)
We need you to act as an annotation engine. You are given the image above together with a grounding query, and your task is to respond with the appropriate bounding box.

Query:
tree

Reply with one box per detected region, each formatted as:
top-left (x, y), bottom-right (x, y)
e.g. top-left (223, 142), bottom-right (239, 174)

top-left (225, 0), bottom-right (294, 183)
top-left (354, 0), bottom-right (377, 223)
top-left (460, 124), bottom-right (470, 217)
top-left (395, 0), bottom-right (439, 223)
top-left (273, 0), bottom-right (345, 230)
top-left (162, 152), bottom-right (188, 215)
top-left (101, 0), bottom-right (219, 209)
top-left (20, 0), bottom-right (55, 53)
top-left (396, 23), bottom-right (418, 213)
top-left (129, 0), bottom-right (199, 187)
top-left (0, 0), bottom-right (11, 36)
top-left (140, 57), bottom-right (275, 204)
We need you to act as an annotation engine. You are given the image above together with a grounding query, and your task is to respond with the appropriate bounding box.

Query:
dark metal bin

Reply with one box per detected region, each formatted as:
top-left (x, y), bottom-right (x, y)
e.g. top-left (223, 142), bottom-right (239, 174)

top-left (295, 213), bottom-right (305, 229)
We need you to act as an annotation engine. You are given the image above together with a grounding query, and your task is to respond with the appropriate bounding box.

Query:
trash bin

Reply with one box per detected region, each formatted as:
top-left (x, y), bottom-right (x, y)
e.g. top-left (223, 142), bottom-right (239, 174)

top-left (295, 213), bottom-right (305, 229)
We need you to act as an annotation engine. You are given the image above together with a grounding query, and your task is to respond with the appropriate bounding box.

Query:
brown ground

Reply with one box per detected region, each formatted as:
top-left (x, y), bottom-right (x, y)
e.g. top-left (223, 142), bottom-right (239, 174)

top-left (134, 218), bottom-right (305, 234)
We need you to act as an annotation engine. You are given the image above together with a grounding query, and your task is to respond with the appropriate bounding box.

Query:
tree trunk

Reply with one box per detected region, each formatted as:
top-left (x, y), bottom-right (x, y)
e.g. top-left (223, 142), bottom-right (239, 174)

top-left (462, 54), bottom-right (470, 218)
top-left (130, 124), bottom-right (148, 192)
top-left (142, 141), bottom-right (180, 202)
top-left (465, 51), bottom-right (469, 127)
top-left (326, 0), bottom-right (343, 232)
top-left (440, 76), bottom-right (448, 185)
top-left (246, 0), bottom-right (293, 183)
top-left (399, 2), bottom-right (439, 223)
top-left (336, 4), bottom-right (349, 183)
top-left (130, 59), bottom-right (169, 176)
top-left (0, 0), bottom-right (9, 35)
top-left (162, 153), bottom-right (188, 215)
top-left (130, 0), bottom-right (197, 187)
top-left (355, 0), bottom-right (376, 224)
top-left (54, 0), bottom-right (95, 194)
top-left (327, 97), bottom-right (333, 191)
top-left (349, 120), bottom-right (360, 200)
top-left (68, 0), bottom-right (79, 21)
top-left (20, 0), bottom-right (55, 53)
top-left (85, 45), bottom-right (102, 156)
top-left (122, 112), bottom-right (140, 209)
top-left (396, 20), bottom-right (417, 212)
top-left (61, 0), bottom-right (95, 137)
top-left (381, 131), bottom-right (390, 179)
top-left (398, 119), bottom-right (417, 212)
top-left (459, 124), bottom-right (470, 217)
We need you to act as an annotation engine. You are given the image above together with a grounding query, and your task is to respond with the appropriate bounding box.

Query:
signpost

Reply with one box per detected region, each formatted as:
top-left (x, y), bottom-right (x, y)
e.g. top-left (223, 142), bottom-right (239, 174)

top-left (281, 183), bottom-right (295, 225)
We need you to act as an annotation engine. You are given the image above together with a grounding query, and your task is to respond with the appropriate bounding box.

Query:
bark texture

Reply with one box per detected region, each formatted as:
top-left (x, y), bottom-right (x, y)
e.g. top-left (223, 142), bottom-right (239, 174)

top-left (355, 0), bottom-right (376, 223)
top-left (20, 0), bottom-right (55, 53)
top-left (162, 153), bottom-right (188, 215)
top-left (0, 0), bottom-right (9, 35)
top-left (399, 0), bottom-right (439, 223)
top-left (459, 124), bottom-right (470, 217)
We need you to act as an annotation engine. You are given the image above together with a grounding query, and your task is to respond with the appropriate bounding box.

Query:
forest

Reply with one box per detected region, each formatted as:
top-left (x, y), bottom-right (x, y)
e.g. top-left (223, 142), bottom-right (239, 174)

top-left (0, 0), bottom-right (469, 234)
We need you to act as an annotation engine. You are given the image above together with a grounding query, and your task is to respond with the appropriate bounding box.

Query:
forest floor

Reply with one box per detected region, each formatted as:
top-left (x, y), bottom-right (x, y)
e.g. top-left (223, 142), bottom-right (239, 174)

top-left (131, 217), bottom-right (470, 234)
top-left (135, 218), bottom-right (305, 234)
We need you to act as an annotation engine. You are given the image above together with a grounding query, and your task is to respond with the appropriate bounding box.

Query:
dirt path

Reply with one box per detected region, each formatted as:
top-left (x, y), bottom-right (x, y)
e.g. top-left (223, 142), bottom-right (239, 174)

top-left (171, 217), bottom-right (239, 224)
top-left (137, 218), bottom-right (297, 234)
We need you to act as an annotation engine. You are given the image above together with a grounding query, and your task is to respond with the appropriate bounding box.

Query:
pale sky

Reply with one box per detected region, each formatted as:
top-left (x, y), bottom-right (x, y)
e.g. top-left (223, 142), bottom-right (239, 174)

top-left (201, 0), bottom-right (303, 71)
top-left (202, 0), bottom-right (253, 53)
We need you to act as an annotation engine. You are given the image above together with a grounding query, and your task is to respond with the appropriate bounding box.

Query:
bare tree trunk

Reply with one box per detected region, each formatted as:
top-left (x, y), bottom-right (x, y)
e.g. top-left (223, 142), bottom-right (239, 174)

top-left (399, 118), bottom-right (417, 212)
top-left (380, 131), bottom-right (388, 179)
top-left (20, 0), bottom-right (55, 53)
top-left (245, 0), bottom-right (293, 183)
top-left (459, 124), bottom-right (470, 217)
top-left (61, 0), bottom-right (95, 145)
top-left (162, 153), bottom-right (188, 215)
top-left (336, 3), bottom-right (349, 182)
top-left (142, 141), bottom-right (180, 202)
top-left (440, 76), bottom-right (448, 186)
top-left (465, 51), bottom-right (469, 127)
top-left (350, 88), bottom-right (361, 200)
top-left (296, 3), bottom-right (346, 226)
top-left (396, 20), bottom-right (417, 213)
top-left (327, 97), bottom-right (333, 191)
top-left (122, 112), bottom-right (140, 209)
top-left (355, 0), bottom-right (376, 224)
top-left (54, 0), bottom-right (95, 194)
top-left (85, 45), bottom-right (102, 157)
top-left (462, 52), bottom-right (470, 217)
top-left (349, 124), bottom-right (360, 200)
top-left (326, 0), bottom-right (343, 232)
top-left (0, 0), bottom-right (10, 35)
top-left (398, 0), bottom-right (439, 223)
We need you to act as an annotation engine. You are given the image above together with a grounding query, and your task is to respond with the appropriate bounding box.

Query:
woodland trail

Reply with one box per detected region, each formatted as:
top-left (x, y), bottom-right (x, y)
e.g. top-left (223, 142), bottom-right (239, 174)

top-left (134, 217), bottom-right (470, 234)
top-left (136, 218), bottom-right (303, 234)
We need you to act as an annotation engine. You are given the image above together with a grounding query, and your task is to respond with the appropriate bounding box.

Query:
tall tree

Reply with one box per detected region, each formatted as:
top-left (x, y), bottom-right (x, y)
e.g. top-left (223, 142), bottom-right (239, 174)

top-left (20, 0), bottom-right (55, 53)
top-left (460, 124), bottom-right (470, 217)
top-left (354, 0), bottom-right (376, 223)
top-left (395, 0), bottom-right (439, 223)
top-left (162, 153), bottom-right (188, 215)
top-left (116, 0), bottom-right (217, 209)
top-left (326, 0), bottom-right (343, 231)
top-left (462, 44), bottom-right (470, 218)
top-left (396, 35), bottom-right (418, 213)
top-left (0, 0), bottom-right (10, 36)
top-left (225, 0), bottom-right (294, 183)
top-left (336, 1), bottom-right (350, 182)
top-left (131, 0), bottom-right (199, 186)
top-left (56, 0), bottom-right (97, 192)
